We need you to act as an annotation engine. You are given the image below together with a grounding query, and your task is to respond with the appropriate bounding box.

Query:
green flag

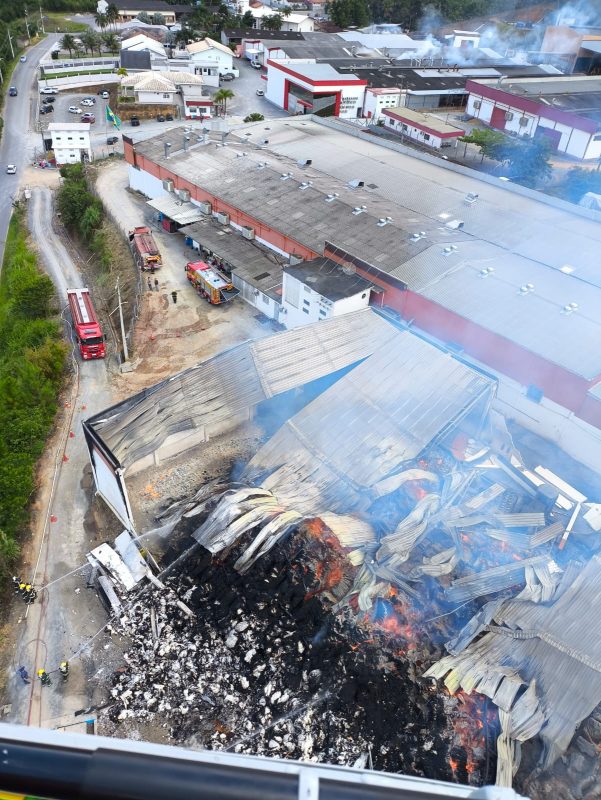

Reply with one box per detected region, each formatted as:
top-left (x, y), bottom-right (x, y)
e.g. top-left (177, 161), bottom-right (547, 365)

top-left (106, 105), bottom-right (121, 129)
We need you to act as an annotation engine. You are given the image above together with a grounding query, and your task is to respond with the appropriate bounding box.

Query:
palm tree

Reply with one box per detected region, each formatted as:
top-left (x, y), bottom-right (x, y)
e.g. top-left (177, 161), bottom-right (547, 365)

top-left (60, 33), bottom-right (76, 57)
top-left (81, 30), bottom-right (100, 55)
top-left (102, 32), bottom-right (119, 55)
top-left (214, 88), bottom-right (234, 117)
top-left (94, 12), bottom-right (108, 30)
top-left (106, 3), bottom-right (119, 31)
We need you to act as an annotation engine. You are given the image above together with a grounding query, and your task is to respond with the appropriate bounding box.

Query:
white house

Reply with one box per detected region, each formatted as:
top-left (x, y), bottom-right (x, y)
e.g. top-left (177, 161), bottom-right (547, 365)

top-left (235, 0), bottom-right (314, 32)
top-left (281, 259), bottom-right (371, 329)
top-left (48, 122), bottom-right (92, 164)
top-left (121, 33), bottom-right (167, 58)
top-left (183, 37), bottom-right (239, 77)
top-left (382, 107), bottom-right (465, 149)
top-left (362, 87), bottom-right (403, 121)
top-left (120, 71), bottom-right (207, 112)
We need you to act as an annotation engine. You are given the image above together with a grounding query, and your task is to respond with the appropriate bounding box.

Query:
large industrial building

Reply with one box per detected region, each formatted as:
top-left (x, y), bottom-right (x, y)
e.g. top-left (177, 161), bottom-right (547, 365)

top-left (122, 117), bottom-right (601, 470)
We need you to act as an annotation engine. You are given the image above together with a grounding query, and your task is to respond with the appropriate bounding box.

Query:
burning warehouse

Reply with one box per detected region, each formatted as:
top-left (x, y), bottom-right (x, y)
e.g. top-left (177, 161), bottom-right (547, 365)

top-left (83, 310), bottom-right (601, 794)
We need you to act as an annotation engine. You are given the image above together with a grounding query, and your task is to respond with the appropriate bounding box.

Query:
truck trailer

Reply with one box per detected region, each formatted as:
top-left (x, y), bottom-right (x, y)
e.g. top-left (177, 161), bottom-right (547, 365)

top-left (67, 288), bottom-right (106, 360)
top-left (129, 226), bottom-right (162, 271)
top-left (186, 261), bottom-right (239, 305)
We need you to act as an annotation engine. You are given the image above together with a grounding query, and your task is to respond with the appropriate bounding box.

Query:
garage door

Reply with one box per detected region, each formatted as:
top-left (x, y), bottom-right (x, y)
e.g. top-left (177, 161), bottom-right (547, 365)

top-left (490, 105), bottom-right (507, 131)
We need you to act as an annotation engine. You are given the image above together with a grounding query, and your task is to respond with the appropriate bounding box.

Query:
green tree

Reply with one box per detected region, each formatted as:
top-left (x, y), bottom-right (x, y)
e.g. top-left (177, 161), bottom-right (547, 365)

top-left (151, 12), bottom-right (166, 24)
top-left (60, 33), bottom-right (76, 57)
top-left (213, 87), bottom-right (234, 116)
top-left (81, 29), bottom-right (100, 55)
top-left (10, 273), bottom-right (55, 319)
top-left (242, 9), bottom-right (254, 26)
top-left (262, 13), bottom-right (283, 30)
top-left (103, 32), bottom-right (119, 54)
top-left (137, 10), bottom-right (151, 23)
top-left (556, 167), bottom-right (601, 204)
top-left (80, 202), bottom-right (103, 240)
top-left (494, 136), bottom-right (552, 188)
top-left (94, 11), bottom-right (108, 30)
top-left (459, 127), bottom-right (505, 160)
top-left (106, 2), bottom-right (119, 29)
top-left (329, 0), bottom-right (369, 27)
top-left (57, 181), bottom-right (96, 228)
top-left (244, 112), bottom-right (264, 122)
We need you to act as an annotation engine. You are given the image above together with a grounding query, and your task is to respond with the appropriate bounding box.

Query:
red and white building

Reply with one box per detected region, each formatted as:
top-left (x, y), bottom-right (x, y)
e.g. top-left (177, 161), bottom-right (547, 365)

top-left (362, 87), bottom-right (403, 121)
top-left (382, 107), bottom-right (465, 149)
top-left (466, 76), bottom-right (601, 160)
top-left (265, 60), bottom-right (367, 118)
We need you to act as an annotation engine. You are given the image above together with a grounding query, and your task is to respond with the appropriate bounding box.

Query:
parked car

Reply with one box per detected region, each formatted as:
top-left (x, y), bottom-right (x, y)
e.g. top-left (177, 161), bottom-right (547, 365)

top-left (42, 97), bottom-right (56, 104)
top-left (40, 87), bottom-right (58, 94)
top-left (221, 73), bottom-right (234, 81)
top-left (6, 164), bottom-right (16, 174)
top-left (107, 135), bottom-right (119, 145)
top-left (39, 105), bottom-right (54, 114)
top-left (256, 88), bottom-right (265, 96)
top-left (165, 113), bottom-right (173, 121)
top-left (19, 55), bottom-right (26, 62)
top-left (81, 99), bottom-right (94, 107)
top-left (250, 61), bottom-right (262, 69)
top-left (83, 96), bottom-right (96, 104)
top-left (9, 86), bottom-right (17, 96)
top-left (68, 105), bottom-right (82, 114)
top-left (156, 114), bottom-right (165, 122)
top-left (101, 91), bottom-right (109, 99)
top-left (130, 116), bottom-right (140, 126)
top-left (80, 112), bottom-right (95, 123)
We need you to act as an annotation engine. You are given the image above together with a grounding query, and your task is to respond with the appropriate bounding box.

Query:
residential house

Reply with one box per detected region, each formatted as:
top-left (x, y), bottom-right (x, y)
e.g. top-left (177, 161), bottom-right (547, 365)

top-left (47, 122), bottom-right (92, 164)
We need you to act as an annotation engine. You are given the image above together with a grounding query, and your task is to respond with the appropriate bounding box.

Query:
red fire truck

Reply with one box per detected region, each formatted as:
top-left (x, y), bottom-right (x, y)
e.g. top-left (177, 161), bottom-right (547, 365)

top-left (185, 261), bottom-right (239, 305)
top-left (67, 288), bottom-right (106, 360)
top-left (128, 226), bottom-right (162, 271)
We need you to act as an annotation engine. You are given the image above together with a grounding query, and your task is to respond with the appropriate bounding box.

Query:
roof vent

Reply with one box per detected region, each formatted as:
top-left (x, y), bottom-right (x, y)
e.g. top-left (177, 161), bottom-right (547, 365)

top-left (442, 245), bottom-right (459, 256)
top-left (235, 151), bottom-right (249, 158)
top-left (297, 158), bottom-right (313, 167)
top-left (256, 161), bottom-right (270, 169)
top-left (298, 181), bottom-right (313, 190)
top-left (518, 283), bottom-right (534, 295)
top-left (464, 192), bottom-right (479, 204)
top-left (479, 266), bottom-right (495, 277)
top-left (446, 219), bottom-right (464, 230)
top-left (377, 217), bottom-right (393, 227)
top-left (347, 179), bottom-right (365, 189)
top-left (410, 231), bottom-right (426, 242)
top-left (561, 302), bottom-right (579, 315)
top-left (280, 172), bottom-right (293, 180)
top-left (352, 205), bottom-right (367, 215)
top-left (325, 193), bottom-right (339, 202)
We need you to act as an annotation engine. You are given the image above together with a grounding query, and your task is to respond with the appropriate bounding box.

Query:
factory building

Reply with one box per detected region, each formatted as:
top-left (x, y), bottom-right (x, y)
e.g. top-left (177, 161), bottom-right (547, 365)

top-left (382, 108), bottom-right (465, 149)
top-left (121, 118), bottom-right (601, 469)
top-left (466, 76), bottom-right (601, 160)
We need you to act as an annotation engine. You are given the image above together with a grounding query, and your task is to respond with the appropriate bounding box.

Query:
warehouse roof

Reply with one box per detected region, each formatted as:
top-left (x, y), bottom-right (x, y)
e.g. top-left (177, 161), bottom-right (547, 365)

top-left (285, 258), bottom-right (372, 302)
top-left (146, 196), bottom-right (204, 225)
top-left (86, 309), bottom-right (398, 469)
top-left (120, 49), bottom-right (152, 70)
top-left (185, 217), bottom-right (284, 301)
top-left (117, 0), bottom-right (191, 11)
top-left (222, 28), bottom-right (305, 40)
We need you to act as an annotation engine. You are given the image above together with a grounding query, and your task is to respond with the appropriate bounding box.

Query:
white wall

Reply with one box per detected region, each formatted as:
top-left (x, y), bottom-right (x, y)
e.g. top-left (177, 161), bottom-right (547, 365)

top-left (265, 60), bottom-right (287, 108)
top-left (51, 129), bottom-right (92, 163)
top-left (137, 89), bottom-right (176, 104)
top-left (338, 84), bottom-right (366, 119)
top-left (332, 290), bottom-right (370, 316)
top-left (128, 164), bottom-right (166, 197)
top-left (363, 90), bottom-right (401, 120)
top-left (281, 272), bottom-right (369, 328)
top-left (383, 114), bottom-right (450, 148)
top-left (232, 273), bottom-right (279, 319)
top-left (189, 48), bottom-right (233, 72)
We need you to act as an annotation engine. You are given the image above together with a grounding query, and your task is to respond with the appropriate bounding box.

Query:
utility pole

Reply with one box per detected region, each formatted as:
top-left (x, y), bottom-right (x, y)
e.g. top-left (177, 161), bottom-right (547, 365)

top-left (39, 5), bottom-right (46, 34)
top-left (7, 28), bottom-right (14, 59)
top-left (115, 277), bottom-right (129, 362)
top-left (0, 65), bottom-right (3, 85)
top-left (24, 8), bottom-right (31, 41)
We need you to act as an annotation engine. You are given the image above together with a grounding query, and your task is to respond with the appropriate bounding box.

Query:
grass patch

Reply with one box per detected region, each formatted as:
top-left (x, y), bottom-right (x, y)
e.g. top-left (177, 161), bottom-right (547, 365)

top-left (0, 208), bottom-right (67, 579)
top-left (41, 67), bottom-right (115, 78)
top-left (44, 12), bottom-right (90, 32)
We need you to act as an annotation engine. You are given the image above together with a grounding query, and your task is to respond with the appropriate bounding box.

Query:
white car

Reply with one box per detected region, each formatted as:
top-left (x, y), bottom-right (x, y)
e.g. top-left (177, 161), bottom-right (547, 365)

top-left (20, 55), bottom-right (26, 62)
top-left (68, 106), bottom-right (82, 114)
top-left (101, 91), bottom-right (109, 99)
top-left (6, 165), bottom-right (17, 174)
top-left (40, 87), bottom-right (58, 94)
top-left (250, 61), bottom-right (262, 69)
top-left (81, 99), bottom-right (94, 107)
top-left (256, 88), bottom-right (265, 96)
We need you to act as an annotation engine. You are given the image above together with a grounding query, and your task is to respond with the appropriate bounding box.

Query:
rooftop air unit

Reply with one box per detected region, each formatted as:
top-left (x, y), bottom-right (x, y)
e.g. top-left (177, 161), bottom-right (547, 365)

top-left (162, 179), bottom-right (174, 192)
top-left (442, 245), bottom-right (459, 256)
top-left (298, 181), bottom-right (313, 190)
top-left (297, 159), bottom-right (313, 167)
top-left (199, 201), bottom-right (212, 215)
top-left (280, 172), bottom-right (293, 180)
top-left (352, 205), bottom-right (367, 215)
top-left (178, 189), bottom-right (191, 202)
top-left (473, 100), bottom-right (481, 109)
top-left (561, 302), bottom-right (579, 315)
top-left (325, 193), bottom-right (339, 202)
top-left (479, 266), bottom-right (495, 277)
top-left (241, 226), bottom-right (255, 240)
top-left (347, 179), bottom-right (365, 189)
top-left (505, 111), bottom-right (514, 121)
top-left (518, 283), bottom-right (534, 295)
top-left (445, 219), bottom-right (464, 230)
top-left (518, 116), bottom-right (529, 127)
top-left (409, 231), bottom-right (426, 242)
top-left (377, 217), bottom-right (393, 227)
top-left (216, 212), bottom-right (230, 225)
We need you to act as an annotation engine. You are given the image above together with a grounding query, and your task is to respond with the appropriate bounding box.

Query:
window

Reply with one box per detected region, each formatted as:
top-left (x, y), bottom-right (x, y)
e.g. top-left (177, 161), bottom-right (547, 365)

top-left (423, 133), bottom-right (430, 141)
top-left (68, 136), bottom-right (73, 141)
top-left (401, 124), bottom-right (408, 132)
top-left (262, 292), bottom-right (269, 305)
top-left (303, 298), bottom-right (310, 307)
top-left (594, 133), bottom-right (601, 141)
top-left (303, 285), bottom-right (311, 293)
top-left (319, 308), bottom-right (327, 317)
top-left (163, 93), bottom-right (170, 98)
top-left (302, 307), bottom-right (310, 314)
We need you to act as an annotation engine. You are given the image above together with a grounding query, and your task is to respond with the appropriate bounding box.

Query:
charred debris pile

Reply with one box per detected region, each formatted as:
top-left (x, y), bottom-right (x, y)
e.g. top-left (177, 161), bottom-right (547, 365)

top-left (104, 439), bottom-right (601, 789)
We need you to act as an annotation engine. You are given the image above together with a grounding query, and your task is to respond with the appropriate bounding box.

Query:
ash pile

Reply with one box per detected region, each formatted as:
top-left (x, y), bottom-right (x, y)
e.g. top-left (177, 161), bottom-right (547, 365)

top-left (106, 514), bottom-right (465, 782)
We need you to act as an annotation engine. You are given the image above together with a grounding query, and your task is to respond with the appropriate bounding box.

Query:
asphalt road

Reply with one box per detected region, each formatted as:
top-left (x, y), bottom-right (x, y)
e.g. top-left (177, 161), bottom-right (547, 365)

top-left (0, 34), bottom-right (60, 272)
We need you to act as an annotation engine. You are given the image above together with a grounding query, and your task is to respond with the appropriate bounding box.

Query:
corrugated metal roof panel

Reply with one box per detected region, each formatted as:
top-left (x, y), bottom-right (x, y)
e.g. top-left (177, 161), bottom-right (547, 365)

top-left (147, 196), bottom-right (204, 226)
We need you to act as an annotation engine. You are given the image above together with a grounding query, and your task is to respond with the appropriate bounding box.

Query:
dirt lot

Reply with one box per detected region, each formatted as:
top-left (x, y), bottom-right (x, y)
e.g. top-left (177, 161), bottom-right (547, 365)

top-left (95, 161), bottom-right (272, 400)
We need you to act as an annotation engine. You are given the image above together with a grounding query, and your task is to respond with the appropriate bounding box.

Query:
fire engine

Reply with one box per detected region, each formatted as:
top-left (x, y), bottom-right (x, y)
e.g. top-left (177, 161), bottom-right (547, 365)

top-left (129, 227), bottom-right (162, 271)
top-left (185, 261), bottom-right (239, 305)
top-left (67, 288), bottom-right (106, 360)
